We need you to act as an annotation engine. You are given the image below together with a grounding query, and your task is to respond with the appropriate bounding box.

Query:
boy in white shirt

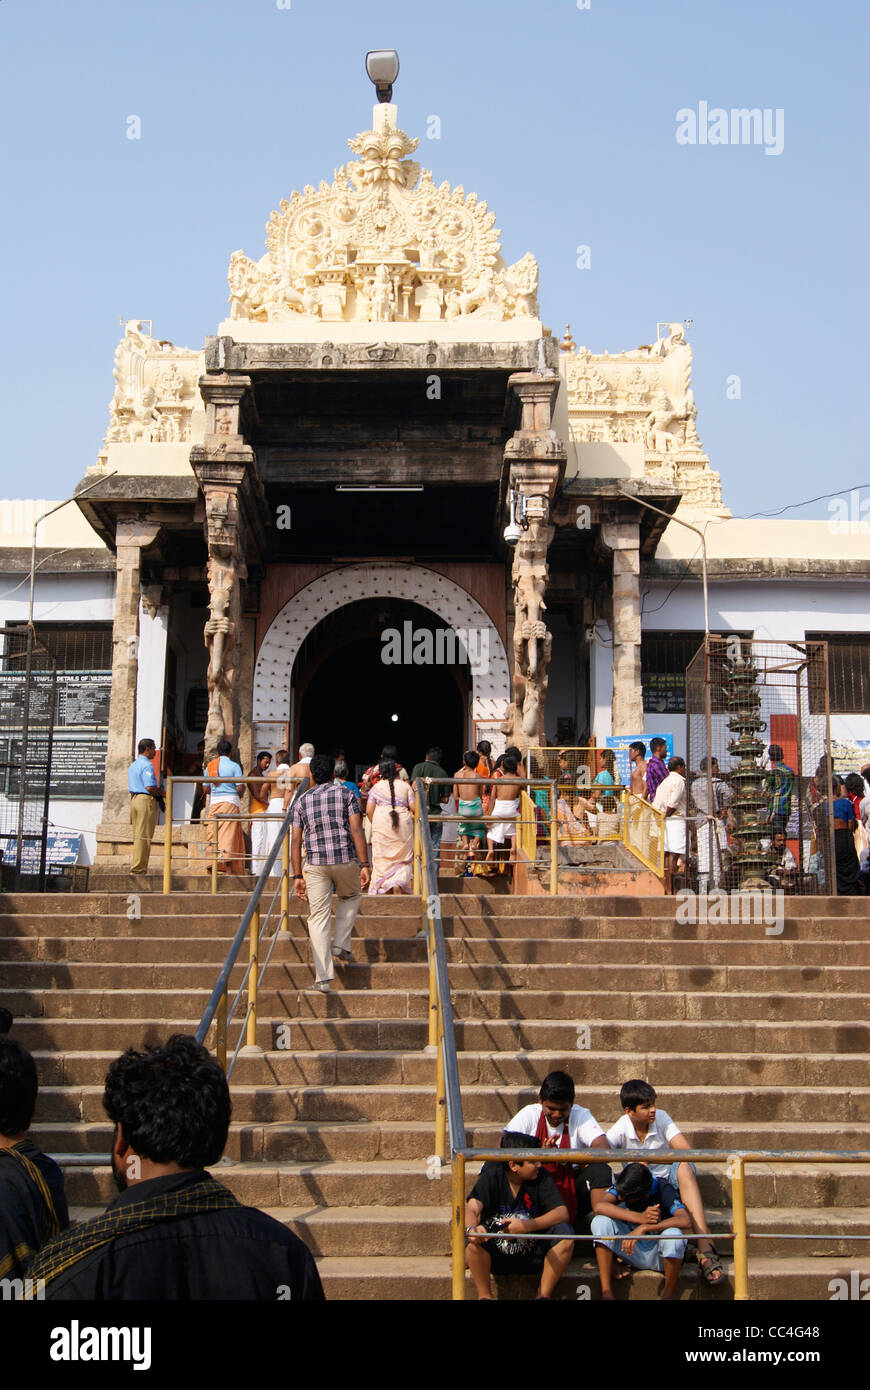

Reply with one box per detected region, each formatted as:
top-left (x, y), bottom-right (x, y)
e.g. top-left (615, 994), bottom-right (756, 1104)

top-left (504, 1071), bottom-right (613, 1230)
top-left (605, 1079), bottom-right (725, 1287)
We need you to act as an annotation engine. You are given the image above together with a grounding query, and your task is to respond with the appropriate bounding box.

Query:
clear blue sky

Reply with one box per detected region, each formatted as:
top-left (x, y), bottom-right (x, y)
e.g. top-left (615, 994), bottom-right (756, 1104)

top-left (1, 0), bottom-right (866, 520)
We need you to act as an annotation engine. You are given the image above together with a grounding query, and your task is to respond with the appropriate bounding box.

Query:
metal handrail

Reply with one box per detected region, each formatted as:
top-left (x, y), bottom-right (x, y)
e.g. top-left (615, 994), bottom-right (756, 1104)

top-left (194, 777), bottom-right (310, 1072)
top-left (412, 776), bottom-right (559, 893)
top-left (416, 788), bottom-right (466, 1156)
top-left (412, 793), bottom-right (870, 1300)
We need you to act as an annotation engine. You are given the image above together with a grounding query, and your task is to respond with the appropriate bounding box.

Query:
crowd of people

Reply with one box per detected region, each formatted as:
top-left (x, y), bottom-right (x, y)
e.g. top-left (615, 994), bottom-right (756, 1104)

top-left (465, 1069), bottom-right (724, 1300)
top-left (553, 740), bottom-right (870, 897)
top-left (128, 729), bottom-right (870, 907)
top-left (1, 1012), bottom-right (723, 1301)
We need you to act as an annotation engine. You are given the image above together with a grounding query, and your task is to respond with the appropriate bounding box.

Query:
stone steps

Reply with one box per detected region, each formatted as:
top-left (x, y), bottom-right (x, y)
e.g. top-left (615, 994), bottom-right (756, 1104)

top-left (30, 1084), bottom-right (870, 1130)
top-left (12, 1012), bottom-right (870, 1056)
top-left (312, 1255), bottom-right (862, 1302)
top-left (57, 1159), bottom-right (870, 1214)
top-left (7, 934), bottom-right (870, 967)
top-left (3, 889), bottom-right (869, 1300)
top-left (32, 1045), bottom-right (870, 1089)
top-left (5, 912), bottom-right (868, 940)
top-left (4, 889), bottom-right (867, 917)
top-left (9, 959), bottom-right (870, 994)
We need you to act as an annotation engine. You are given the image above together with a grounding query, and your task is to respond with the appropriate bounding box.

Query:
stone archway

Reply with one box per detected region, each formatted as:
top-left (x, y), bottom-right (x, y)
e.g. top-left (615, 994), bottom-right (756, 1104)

top-left (253, 563), bottom-right (510, 729)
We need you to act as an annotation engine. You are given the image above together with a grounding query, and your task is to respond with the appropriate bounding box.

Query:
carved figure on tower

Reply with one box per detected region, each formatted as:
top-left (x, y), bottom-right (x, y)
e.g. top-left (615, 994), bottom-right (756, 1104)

top-left (503, 504), bottom-right (555, 750)
top-left (224, 101), bottom-right (540, 327)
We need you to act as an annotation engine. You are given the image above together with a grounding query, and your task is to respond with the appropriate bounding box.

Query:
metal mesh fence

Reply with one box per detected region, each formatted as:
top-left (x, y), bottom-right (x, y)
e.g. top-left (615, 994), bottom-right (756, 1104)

top-left (0, 625), bottom-right (57, 886)
top-left (685, 637), bottom-right (838, 895)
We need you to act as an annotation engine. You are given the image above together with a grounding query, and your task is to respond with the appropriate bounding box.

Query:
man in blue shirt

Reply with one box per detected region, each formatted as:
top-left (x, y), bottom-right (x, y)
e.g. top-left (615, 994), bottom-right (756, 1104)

top-left (591, 1162), bottom-right (689, 1300)
top-left (204, 738), bottom-right (246, 875)
top-left (127, 738), bottom-right (161, 874)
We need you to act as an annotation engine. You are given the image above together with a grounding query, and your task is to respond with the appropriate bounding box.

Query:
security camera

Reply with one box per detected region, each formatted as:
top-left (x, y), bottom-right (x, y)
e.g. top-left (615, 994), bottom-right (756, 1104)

top-left (503, 520), bottom-right (523, 546)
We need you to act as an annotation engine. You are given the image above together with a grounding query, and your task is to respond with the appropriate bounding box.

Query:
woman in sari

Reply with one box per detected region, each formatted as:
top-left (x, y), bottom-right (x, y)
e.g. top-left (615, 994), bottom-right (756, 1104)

top-left (832, 775), bottom-right (863, 895)
top-left (366, 759), bottom-right (416, 894)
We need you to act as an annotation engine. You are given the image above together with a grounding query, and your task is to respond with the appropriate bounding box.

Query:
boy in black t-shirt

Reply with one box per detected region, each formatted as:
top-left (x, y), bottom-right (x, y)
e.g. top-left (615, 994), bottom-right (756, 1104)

top-left (464, 1131), bottom-right (575, 1300)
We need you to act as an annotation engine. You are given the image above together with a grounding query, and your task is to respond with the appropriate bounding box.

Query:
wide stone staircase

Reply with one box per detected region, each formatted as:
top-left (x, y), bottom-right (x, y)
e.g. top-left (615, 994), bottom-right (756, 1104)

top-left (2, 886), bottom-right (869, 1299)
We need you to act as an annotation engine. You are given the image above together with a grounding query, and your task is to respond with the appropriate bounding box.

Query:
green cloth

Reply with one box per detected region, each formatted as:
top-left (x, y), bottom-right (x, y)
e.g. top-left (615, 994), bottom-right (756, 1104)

top-left (458, 797), bottom-right (486, 841)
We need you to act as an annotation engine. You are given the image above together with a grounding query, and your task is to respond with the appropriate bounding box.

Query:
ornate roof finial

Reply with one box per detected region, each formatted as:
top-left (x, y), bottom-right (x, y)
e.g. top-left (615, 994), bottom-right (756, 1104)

top-left (560, 324), bottom-right (576, 353)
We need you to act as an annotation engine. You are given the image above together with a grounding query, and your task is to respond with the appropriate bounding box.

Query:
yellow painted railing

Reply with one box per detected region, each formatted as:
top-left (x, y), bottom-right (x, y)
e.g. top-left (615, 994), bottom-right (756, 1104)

top-left (412, 776), bottom-right (559, 894)
top-left (448, 1146), bottom-right (870, 1300)
top-left (193, 778), bottom-right (308, 1075)
top-left (517, 790), bottom-right (537, 863)
top-left (160, 775), bottom-right (297, 893)
top-left (415, 784), bottom-right (869, 1300)
top-left (620, 789), bottom-right (666, 877)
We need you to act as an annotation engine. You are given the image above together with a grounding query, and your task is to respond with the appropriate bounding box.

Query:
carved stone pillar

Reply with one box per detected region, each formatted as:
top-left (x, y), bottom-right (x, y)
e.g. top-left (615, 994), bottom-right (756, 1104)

top-left (98, 518), bottom-right (161, 836)
top-left (502, 373), bottom-right (566, 751)
top-left (237, 613), bottom-right (258, 775)
top-left (601, 521), bottom-right (644, 734)
top-left (190, 373), bottom-right (268, 761)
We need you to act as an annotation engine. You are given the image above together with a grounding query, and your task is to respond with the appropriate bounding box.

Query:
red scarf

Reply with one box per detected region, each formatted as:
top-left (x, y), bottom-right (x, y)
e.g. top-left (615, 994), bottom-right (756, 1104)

top-left (535, 1110), bottom-right (576, 1224)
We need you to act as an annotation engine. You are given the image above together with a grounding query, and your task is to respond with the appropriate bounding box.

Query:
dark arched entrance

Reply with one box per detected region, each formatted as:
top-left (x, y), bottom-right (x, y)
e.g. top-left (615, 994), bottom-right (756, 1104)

top-left (295, 598), bottom-right (468, 778)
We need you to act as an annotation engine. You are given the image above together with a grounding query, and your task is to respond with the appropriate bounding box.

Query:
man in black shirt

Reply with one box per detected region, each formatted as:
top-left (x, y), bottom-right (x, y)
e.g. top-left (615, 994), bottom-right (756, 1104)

top-left (464, 1131), bottom-right (575, 1300)
top-left (27, 1034), bottom-right (324, 1301)
top-left (0, 1035), bottom-right (69, 1285)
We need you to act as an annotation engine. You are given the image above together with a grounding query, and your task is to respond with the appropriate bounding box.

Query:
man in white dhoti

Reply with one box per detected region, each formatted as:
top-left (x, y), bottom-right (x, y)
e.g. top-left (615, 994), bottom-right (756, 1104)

top-left (263, 749), bottom-right (295, 877)
top-left (484, 751), bottom-right (522, 877)
top-left (653, 756), bottom-right (688, 894)
top-left (691, 756), bottom-right (733, 890)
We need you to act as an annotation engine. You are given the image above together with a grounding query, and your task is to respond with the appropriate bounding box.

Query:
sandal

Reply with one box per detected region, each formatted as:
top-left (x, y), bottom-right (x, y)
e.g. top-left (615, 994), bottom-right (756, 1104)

top-left (696, 1246), bottom-right (726, 1286)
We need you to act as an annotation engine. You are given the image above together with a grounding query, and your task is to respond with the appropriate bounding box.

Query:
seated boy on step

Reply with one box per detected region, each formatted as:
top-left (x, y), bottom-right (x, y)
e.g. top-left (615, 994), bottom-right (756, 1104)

top-left (605, 1078), bottom-right (724, 1286)
top-left (591, 1162), bottom-right (689, 1299)
top-left (503, 1070), bottom-right (613, 1229)
top-left (465, 1131), bottom-right (575, 1299)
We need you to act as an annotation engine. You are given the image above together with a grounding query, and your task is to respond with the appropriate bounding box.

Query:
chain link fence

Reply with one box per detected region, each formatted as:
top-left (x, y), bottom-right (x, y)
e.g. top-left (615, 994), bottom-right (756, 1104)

top-left (686, 637), bottom-right (838, 894)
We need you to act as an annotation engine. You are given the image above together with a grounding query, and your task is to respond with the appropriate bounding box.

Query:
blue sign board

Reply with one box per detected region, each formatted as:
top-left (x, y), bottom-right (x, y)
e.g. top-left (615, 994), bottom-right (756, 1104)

top-left (0, 831), bottom-right (83, 874)
top-left (606, 733), bottom-right (675, 787)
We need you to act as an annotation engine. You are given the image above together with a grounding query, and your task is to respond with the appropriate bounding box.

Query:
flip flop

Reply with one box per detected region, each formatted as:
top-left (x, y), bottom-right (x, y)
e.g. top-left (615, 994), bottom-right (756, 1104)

top-left (696, 1248), bottom-right (726, 1286)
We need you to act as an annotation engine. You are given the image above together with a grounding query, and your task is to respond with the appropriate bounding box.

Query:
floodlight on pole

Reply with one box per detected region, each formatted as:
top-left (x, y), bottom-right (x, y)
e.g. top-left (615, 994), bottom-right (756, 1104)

top-left (365, 49), bottom-right (400, 103)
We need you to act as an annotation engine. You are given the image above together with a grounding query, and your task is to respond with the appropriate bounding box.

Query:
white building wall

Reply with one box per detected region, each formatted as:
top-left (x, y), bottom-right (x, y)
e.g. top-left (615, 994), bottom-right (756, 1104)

top-left (641, 578), bottom-right (870, 763)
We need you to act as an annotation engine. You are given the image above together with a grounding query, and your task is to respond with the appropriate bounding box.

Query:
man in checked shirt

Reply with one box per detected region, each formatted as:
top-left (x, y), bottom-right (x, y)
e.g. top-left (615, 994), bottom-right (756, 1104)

top-left (290, 753), bottom-right (371, 993)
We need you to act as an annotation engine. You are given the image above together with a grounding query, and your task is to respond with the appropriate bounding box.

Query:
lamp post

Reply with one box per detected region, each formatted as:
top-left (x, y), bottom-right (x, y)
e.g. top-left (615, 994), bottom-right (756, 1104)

top-left (365, 50), bottom-right (399, 103)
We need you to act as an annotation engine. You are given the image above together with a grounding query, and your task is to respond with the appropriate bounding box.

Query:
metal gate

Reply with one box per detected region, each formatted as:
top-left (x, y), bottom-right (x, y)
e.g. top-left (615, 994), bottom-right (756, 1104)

top-left (0, 624), bottom-right (58, 888)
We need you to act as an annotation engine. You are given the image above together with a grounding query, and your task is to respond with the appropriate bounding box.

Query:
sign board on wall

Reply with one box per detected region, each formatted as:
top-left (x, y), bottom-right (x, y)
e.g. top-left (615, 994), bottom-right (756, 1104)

top-left (606, 733), bottom-right (675, 787)
top-left (831, 739), bottom-right (870, 779)
top-left (0, 671), bottom-right (111, 800)
top-left (0, 831), bottom-right (82, 874)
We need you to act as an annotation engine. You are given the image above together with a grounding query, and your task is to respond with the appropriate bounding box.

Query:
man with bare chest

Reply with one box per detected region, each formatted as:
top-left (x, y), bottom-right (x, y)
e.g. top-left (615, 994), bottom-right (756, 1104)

top-left (628, 741), bottom-right (651, 860)
top-left (453, 750), bottom-right (486, 871)
top-left (629, 742), bottom-right (647, 796)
